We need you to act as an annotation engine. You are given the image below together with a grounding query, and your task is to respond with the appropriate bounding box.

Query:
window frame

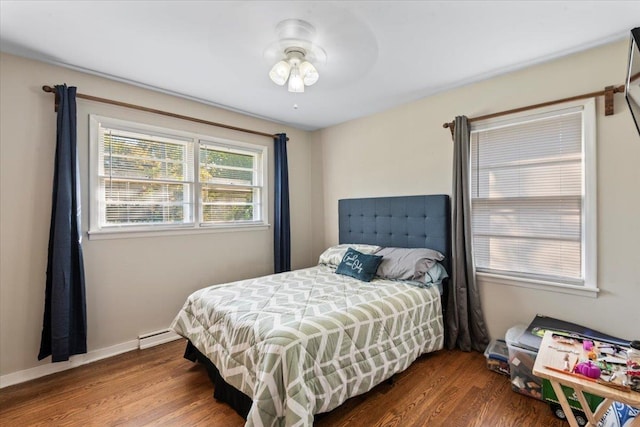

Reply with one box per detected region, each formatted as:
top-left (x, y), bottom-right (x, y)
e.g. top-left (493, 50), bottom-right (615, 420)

top-left (197, 137), bottom-right (268, 228)
top-left (88, 115), bottom-right (269, 239)
top-left (470, 98), bottom-right (598, 297)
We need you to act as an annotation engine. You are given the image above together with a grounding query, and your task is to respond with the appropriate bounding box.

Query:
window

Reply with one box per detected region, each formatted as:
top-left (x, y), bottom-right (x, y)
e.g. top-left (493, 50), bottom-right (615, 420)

top-left (199, 141), bottom-right (264, 224)
top-left (89, 115), bottom-right (267, 237)
top-left (470, 99), bottom-right (597, 294)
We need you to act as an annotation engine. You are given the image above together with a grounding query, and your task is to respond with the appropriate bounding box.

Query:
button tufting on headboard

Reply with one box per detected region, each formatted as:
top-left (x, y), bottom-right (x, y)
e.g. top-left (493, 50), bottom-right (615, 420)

top-left (338, 195), bottom-right (451, 275)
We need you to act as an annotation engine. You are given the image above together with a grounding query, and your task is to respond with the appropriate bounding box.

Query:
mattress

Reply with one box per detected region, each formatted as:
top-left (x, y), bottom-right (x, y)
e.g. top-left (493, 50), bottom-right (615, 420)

top-left (171, 264), bottom-right (444, 426)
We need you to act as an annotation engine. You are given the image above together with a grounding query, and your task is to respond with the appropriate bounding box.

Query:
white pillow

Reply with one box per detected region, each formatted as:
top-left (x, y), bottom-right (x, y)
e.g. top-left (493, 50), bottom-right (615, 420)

top-left (318, 244), bottom-right (382, 266)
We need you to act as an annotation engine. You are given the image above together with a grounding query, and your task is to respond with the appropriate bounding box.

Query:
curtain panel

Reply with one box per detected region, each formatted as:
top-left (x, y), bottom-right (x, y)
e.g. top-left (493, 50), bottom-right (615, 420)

top-left (274, 133), bottom-right (291, 273)
top-left (38, 85), bottom-right (88, 362)
top-left (446, 116), bottom-right (490, 352)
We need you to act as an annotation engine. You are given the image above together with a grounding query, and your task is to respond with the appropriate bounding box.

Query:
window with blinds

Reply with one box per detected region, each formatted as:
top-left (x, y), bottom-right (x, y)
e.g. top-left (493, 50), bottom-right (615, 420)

top-left (199, 143), bottom-right (263, 224)
top-left (470, 99), bottom-right (596, 290)
top-left (98, 127), bottom-right (195, 227)
top-left (90, 116), bottom-right (267, 235)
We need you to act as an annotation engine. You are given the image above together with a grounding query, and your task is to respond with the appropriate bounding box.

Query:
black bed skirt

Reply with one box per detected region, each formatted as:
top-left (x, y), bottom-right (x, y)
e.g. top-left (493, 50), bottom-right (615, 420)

top-left (183, 341), bottom-right (252, 419)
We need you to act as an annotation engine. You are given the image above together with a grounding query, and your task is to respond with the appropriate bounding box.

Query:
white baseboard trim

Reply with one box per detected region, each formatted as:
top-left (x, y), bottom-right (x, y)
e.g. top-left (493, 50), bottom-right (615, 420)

top-left (0, 328), bottom-right (182, 389)
top-left (0, 339), bottom-right (138, 389)
top-left (138, 329), bottom-right (181, 350)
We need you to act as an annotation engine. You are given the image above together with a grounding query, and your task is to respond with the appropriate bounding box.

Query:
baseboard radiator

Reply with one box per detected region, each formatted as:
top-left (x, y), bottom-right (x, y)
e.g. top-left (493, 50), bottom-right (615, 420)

top-left (138, 329), bottom-right (181, 350)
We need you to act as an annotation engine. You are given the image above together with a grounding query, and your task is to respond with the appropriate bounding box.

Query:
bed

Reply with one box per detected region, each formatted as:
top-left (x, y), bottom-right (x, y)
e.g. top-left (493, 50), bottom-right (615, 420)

top-left (171, 194), bottom-right (451, 426)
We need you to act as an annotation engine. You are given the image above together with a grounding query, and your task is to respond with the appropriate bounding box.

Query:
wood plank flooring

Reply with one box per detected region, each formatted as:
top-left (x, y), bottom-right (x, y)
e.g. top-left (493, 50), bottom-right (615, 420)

top-left (0, 339), bottom-right (564, 426)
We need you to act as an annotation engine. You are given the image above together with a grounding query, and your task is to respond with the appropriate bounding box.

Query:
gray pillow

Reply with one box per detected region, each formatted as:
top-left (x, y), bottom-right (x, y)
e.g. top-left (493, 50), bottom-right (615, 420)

top-left (376, 247), bottom-right (445, 281)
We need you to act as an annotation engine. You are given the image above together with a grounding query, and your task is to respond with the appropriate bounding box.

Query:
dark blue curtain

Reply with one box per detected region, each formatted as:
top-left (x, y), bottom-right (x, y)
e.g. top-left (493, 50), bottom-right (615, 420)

top-left (274, 133), bottom-right (291, 273)
top-left (38, 85), bottom-right (88, 362)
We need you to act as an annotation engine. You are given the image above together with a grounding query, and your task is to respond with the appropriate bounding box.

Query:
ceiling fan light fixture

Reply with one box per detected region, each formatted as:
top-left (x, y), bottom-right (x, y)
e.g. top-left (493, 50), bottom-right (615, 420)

top-left (269, 60), bottom-right (291, 86)
top-left (265, 19), bottom-right (325, 93)
top-left (287, 65), bottom-right (305, 93)
top-left (299, 61), bottom-right (319, 86)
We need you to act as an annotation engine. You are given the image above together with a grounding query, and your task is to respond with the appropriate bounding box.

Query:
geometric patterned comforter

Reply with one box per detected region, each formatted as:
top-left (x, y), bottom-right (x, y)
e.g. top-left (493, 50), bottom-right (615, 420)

top-left (170, 265), bottom-right (443, 427)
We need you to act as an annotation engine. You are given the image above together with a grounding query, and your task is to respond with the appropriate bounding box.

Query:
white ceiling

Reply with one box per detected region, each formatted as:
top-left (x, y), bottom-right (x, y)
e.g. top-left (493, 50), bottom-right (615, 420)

top-left (1, 1), bottom-right (639, 131)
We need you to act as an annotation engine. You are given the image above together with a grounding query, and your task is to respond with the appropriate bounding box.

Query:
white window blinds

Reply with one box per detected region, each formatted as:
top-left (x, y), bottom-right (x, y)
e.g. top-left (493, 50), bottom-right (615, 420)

top-left (471, 105), bottom-right (592, 286)
top-left (199, 144), bottom-right (262, 224)
top-left (98, 127), bottom-right (195, 227)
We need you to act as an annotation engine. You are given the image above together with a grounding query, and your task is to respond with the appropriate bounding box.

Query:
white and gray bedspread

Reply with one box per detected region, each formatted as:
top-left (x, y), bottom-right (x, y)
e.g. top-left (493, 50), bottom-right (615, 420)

top-left (171, 265), bottom-right (444, 427)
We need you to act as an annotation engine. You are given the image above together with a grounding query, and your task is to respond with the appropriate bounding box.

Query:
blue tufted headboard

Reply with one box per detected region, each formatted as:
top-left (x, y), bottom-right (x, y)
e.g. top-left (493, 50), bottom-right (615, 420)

top-left (338, 195), bottom-right (451, 275)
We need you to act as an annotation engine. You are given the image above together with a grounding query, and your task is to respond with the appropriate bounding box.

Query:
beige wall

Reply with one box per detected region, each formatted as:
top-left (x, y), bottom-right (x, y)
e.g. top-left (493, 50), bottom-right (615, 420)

top-left (316, 39), bottom-right (640, 342)
top-left (2, 37), bottom-right (639, 381)
top-left (0, 53), bottom-right (316, 377)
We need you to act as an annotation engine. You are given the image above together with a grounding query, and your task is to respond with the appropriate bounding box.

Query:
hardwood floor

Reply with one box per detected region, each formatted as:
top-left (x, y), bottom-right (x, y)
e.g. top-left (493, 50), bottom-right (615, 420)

top-left (0, 339), bottom-right (563, 426)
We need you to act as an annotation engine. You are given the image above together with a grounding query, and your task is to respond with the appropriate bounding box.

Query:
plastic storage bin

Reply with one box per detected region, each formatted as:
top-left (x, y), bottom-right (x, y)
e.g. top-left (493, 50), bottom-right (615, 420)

top-left (506, 324), bottom-right (543, 400)
top-left (484, 339), bottom-right (510, 376)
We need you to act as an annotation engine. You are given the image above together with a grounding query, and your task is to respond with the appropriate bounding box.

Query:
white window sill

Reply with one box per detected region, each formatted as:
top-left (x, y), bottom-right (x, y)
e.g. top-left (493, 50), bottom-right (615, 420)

top-left (476, 272), bottom-right (599, 298)
top-left (88, 223), bottom-right (270, 240)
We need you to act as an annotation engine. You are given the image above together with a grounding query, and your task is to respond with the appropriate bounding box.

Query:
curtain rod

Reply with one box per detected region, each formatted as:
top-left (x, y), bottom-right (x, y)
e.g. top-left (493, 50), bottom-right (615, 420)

top-left (42, 85), bottom-right (287, 141)
top-left (442, 84), bottom-right (625, 130)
